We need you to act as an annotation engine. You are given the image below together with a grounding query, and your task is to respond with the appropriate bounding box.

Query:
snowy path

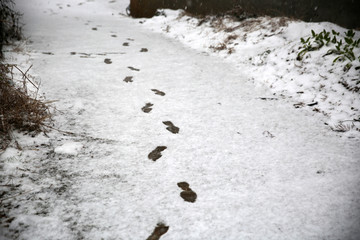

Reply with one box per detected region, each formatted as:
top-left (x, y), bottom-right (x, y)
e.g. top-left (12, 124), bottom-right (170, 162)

top-left (1, 0), bottom-right (360, 239)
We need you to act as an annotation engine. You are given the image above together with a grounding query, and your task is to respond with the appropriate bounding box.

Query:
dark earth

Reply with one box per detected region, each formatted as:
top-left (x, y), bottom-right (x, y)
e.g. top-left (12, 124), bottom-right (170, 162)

top-left (148, 146), bottom-right (167, 161)
top-left (146, 223), bottom-right (169, 240)
top-left (177, 182), bottom-right (197, 203)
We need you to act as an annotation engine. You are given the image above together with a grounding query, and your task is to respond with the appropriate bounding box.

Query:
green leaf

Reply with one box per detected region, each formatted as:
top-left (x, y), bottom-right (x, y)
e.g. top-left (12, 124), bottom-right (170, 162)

top-left (333, 56), bottom-right (345, 63)
top-left (311, 30), bottom-right (316, 37)
top-left (332, 30), bottom-right (339, 36)
top-left (332, 36), bottom-right (337, 44)
top-left (345, 37), bottom-right (353, 45)
top-left (346, 29), bottom-right (355, 38)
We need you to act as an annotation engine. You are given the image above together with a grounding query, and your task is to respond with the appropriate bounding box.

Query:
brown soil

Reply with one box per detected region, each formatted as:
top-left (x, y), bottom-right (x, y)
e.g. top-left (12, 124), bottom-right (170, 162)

top-left (128, 66), bottom-right (140, 71)
top-left (148, 146), bottom-right (167, 161)
top-left (123, 76), bottom-right (133, 83)
top-left (177, 182), bottom-right (197, 203)
top-left (151, 89), bottom-right (165, 96)
top-left (142, 103), bottom-right (153, 113)
top-left (104, 58), bottom-right (112, 64)
top-left (146, 223), bottom-right (169, 240)
top-left (162, 121), bottom-right (179, 134)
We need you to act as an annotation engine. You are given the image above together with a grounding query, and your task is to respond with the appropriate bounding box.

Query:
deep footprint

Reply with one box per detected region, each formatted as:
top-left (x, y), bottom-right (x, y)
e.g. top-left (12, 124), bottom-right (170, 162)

top-left (140, 48), bottom-right (148, 52)
top-left (123, 42), bottom-right (129, 46)
top-left (142, 103), bottom-right (153, 113)
top-left (151, 89), bottom-right (165, 96)
top-left (148, 146), bottom-right (167, 161)
top-left (123, 76), bottom-right (133, 83)
top-left (128, 66), bottom-right (140, 71)
top-left (146, 223), bottom-right (169, 240)
top-left (177, 182), bottom-right (197, 203)
top-left (163, 121), bottom-right (179, 134)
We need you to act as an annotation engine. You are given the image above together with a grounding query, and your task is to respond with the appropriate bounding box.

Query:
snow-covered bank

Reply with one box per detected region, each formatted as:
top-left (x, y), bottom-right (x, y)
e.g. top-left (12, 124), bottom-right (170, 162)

top-left (141, 10), bottom-right (360, 135)
top-left (1, 0), bottom-right (360, 240)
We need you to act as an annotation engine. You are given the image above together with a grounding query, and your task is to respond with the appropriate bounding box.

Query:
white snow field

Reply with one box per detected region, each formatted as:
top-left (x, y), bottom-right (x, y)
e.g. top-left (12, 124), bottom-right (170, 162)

top-left (0, 0), bottom-right (359, 239)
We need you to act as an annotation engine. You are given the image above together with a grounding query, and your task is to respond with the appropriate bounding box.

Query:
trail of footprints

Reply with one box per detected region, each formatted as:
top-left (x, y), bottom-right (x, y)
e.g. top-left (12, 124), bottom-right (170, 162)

top-left (114, 39), bottom-right (195, 239)
top-left (76, 28), bottom-right (196, 238)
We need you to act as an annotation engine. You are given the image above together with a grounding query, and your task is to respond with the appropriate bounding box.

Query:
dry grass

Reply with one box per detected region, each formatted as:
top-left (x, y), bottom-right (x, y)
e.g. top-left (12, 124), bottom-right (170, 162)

top-left (0, 64), bottom-right (51, 150)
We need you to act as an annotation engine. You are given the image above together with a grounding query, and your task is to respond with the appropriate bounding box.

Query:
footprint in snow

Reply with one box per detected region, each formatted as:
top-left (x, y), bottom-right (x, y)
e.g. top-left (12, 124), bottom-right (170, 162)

top-left (163, 121), bottom-right (179, 134)
top-left (123, 42), bottom-right (129, 46)
top-left (177, 182), bottom-right (197, 203)
top-left (151, 89), bottom-right (165, 96)
top-left (123, 76), bottom-right (133, 83)
top-left (92, 27), bottom-right (97, 31)
top-left (128, 66), bottom-right (140, 71)
top-left (146, 223), bottom-right (169, 240)
top-left (148, 146), bottom-right (167, 161)
top-left (104, 58), bottom-right (112, 64)
top-left (111, 34), bottom-right (117, 37)
top-left (140, 48), bottom-right (148, 52)
top-left (142, 103), bottom-right (153, 113)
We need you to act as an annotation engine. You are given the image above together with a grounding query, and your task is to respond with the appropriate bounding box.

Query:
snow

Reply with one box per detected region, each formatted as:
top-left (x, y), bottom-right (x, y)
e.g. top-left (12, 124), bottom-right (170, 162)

top-left (54, 142), bottom-right (83, 156)
top-left (1, 0), bottom-right (360, 240)
top-left (142, 10), bottom-right (360, 133)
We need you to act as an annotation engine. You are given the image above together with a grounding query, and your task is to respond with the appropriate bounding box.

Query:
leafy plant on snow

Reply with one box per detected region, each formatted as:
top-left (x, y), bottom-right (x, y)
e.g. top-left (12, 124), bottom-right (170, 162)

top-left (297, 29), bottom-right (360, 72)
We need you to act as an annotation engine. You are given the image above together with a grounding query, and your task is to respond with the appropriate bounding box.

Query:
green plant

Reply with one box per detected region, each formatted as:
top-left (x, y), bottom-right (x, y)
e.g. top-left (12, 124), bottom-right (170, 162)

top-left (297, 29), bottom-right (360, 71)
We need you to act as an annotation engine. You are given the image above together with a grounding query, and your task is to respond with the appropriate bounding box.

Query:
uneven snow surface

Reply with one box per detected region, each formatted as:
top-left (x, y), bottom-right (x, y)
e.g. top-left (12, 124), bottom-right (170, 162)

top-left (1, 0), bottom-right (360, 240)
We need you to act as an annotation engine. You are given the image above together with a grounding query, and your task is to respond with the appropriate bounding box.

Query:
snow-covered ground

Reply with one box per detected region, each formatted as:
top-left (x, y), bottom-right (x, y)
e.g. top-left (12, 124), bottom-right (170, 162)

top-left (1, 0), bottom-right (360, 239)
top-left (142, 10), bottom-right (360, 133)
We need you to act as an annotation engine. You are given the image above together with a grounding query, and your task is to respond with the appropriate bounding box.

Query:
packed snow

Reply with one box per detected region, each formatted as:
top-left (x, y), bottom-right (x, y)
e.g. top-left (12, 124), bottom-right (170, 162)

top-left (1, 0), bottom-right (360, 240)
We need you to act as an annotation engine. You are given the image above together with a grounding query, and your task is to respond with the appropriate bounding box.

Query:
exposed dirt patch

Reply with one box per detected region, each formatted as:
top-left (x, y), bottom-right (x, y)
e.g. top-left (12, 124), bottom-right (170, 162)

top-left (142, 103), bottom-right (153, 113)
top-left (123, 76), bottom-right (133, 83)
top-left (128, 66), bottom-right (140, 71)
top-left (148, 146), bottom-right (167, 161)
top-left (163, 121), bottom-right (179, 134)
top-left (91, 27), bottom-right (97, 31)
top-left (146, 223), bottom-right (169, 240)
top-left (151, 89), bottom-right (165, 96)
top-left (177, 182), bottom-right (197, 203)
top-left (104, 58), bottom-right (112, 64)
top-left (140, 48), bottom-right (148, 52)
top-left (123, 42), bottom-right (129, 46)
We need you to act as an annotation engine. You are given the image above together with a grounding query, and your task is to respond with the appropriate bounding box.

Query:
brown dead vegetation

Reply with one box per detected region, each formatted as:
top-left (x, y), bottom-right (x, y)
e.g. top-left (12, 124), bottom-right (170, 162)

top-left (0, 64), bottom-right (51, 150)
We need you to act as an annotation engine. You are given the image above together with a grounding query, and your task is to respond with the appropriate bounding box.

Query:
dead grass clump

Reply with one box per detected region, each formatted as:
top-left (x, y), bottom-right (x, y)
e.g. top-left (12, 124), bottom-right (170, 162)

top-left (0, 64), bottom-right (51, 149)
